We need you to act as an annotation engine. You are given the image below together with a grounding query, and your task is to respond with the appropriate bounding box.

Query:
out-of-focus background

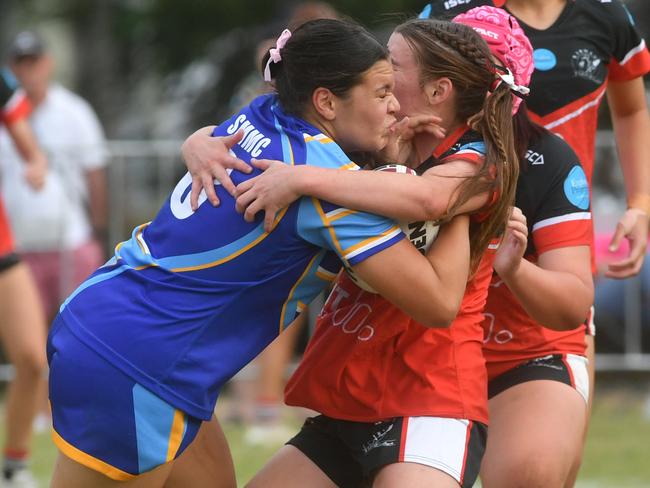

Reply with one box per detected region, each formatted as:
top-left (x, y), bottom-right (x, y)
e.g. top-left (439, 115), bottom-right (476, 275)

top-left (1, 1), bottom-right (649, 487)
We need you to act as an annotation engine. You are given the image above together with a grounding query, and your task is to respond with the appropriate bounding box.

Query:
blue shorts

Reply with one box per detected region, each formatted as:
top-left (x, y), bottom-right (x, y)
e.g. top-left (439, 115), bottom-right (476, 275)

top-left (47, 317), bottom-right (203, 481)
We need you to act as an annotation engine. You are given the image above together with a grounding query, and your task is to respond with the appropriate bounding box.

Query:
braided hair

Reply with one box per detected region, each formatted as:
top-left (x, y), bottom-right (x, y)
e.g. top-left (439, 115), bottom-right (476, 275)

top-left (395, 18), bottom-right (519, 273)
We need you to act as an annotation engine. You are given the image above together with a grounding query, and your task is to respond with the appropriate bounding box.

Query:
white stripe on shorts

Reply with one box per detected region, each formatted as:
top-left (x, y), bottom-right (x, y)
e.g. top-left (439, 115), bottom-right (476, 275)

top-left (565, 353), bottom-right (590, 405)
top-left (401, 416), bottom-right (471, 483)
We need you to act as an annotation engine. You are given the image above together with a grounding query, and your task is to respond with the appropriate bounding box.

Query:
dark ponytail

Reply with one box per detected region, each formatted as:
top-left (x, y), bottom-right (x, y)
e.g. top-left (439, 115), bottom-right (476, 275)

top-left (261, 19), bottom-right (388, 117)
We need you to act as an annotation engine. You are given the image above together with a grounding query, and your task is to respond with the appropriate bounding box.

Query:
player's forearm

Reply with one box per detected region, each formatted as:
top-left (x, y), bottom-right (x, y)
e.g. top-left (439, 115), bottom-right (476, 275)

top-left (498, 258), bottom-right (593, 330)
top-left (418, 215), bottom-right (470, 325)
top-left (355, 217), bottom-right (469, 328)
top-left (379, 217), bottom-right (469, 327)
top-left (5, 118), bottom-right (46, 166)
top-left (612, 108), bottom-right (650, 202)
top-left (296, 165), bottom-right (449, 221)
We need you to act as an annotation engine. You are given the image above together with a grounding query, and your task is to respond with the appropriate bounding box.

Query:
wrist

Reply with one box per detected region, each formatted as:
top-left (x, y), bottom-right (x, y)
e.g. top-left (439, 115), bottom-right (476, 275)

top-left (627, 194), bottom-right (650, 216)
top-left (296, 166), bottom-right (320, 195)
top-left (495, 256), bottom-right (522, 283)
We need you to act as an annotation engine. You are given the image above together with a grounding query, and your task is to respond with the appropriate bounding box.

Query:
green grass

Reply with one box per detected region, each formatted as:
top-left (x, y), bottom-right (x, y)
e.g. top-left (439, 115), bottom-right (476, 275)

top-left (10, 381), bottom-right (650, 487)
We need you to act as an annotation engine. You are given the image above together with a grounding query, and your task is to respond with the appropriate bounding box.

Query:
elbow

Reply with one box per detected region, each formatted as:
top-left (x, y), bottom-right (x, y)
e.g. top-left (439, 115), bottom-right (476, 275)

top-left (421, 194), bottom-right (448, 221)
top-left (419, 298), bottom-right (461, 329)
top-left (543, 298), bottom-right (594, 331)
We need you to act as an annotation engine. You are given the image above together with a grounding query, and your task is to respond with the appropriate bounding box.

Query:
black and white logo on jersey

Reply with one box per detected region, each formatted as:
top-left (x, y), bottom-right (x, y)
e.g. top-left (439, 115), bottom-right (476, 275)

top-left (525, 149), bottom-right (544, 165)
top-left (571, 48), bottom-right (605, 84)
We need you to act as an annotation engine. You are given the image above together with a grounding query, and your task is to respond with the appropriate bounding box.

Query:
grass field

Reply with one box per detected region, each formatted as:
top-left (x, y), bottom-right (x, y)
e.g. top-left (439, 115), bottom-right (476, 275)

top-left (19, 378), bottom-right (650, 487)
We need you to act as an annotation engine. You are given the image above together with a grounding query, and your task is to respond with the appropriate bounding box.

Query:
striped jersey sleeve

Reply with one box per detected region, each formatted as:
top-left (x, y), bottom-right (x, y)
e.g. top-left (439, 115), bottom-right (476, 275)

top-left (606, 0), bottom-right (650, 81)
top-left (527, 135), bottom-right (592, 255)
top-left (295, 133), bottom-right (403, 266)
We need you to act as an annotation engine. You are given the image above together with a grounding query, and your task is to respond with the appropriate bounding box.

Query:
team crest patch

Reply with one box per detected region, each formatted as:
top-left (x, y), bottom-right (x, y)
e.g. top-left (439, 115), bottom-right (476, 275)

top-left (571, 48), bottom-right (605, 84)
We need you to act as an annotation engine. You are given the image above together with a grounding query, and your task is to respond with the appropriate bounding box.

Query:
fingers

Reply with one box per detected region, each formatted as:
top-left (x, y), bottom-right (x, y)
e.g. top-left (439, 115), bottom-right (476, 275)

top-left (25, 169), bottom-right (46, 191)
top-left (391, 117), bottom-right (410, 133)
top-left (507, 219), bottom-right (528, 236)
top-left (608, 222), bottom-right (627, 252)
top-left (264, 209), bottom-right (276, 232)
top-left (250, 158), bottom-right (274, 171)
top-left (235, 187), bottom-right (257, 214)
top-left (234, 178), bottom-right (254, 198)
top-left (243, 199), bottom-right (262, 223)
top-left (213, 166), bottom-right (237, 198)
top-left (190, 175), bottom-right (215, 212)
top-left (605, 258), bottom-right (643, 278)
top-left (606, 240), bottom-right (646, 278)
top-left (408, 115), bottom-right (446, 138)
top-left (224, 129), bottom-right (245, 149)
top-left (510, 228), bottom-right (528, 247)
top-left (411, 123), bottom-right (447, 139)
top-left (227, 154), bottom-right (252, 173)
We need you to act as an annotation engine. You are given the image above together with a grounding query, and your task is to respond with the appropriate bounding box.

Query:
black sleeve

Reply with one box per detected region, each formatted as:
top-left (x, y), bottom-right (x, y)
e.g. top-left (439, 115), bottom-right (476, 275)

top-left (0, 69), bottom-right (17, 109)
top-left (523, 133), bottom-right (592, 255)
top-left (601, 0), bottom-right (647, 65)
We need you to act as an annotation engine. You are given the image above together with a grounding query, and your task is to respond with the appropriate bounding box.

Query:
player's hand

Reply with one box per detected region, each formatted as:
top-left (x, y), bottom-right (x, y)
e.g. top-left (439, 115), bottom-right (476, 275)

top-left (606, 208), bottom-right (649, 279)
top-left (234, 158), bottom-right (299, 232)
top-left (382, 115), bottom-right (445, 165)
top-left (24, 152), bottom-right (47, 190)
top-left (181, 127), bottom-right (252, 210)
top-left (494, 207), bottom-right (528, 280)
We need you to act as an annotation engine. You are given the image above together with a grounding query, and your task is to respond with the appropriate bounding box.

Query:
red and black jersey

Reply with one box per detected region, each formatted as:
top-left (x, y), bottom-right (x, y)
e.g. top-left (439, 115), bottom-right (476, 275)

top-left (0, 68), bottom-right (30, 256)
top-left (285, 129), bottom-right (494, 425)
top-left (0, 68), bottom-right (30, 125)
top-left (421, 0), bottom-right (650, 180)
top-left (482, 131), bottom-right (592, 379)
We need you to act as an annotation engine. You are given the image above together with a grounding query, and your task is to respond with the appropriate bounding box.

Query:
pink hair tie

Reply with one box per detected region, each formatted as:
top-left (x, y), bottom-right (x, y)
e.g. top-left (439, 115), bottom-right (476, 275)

top-left (264, 29), bottom-right (292, 82)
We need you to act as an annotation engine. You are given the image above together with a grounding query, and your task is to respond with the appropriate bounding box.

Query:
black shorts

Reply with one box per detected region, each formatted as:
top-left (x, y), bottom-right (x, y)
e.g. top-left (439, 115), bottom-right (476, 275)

top-left (488, 354), bottom-right (589, 404)
top-left (287, 415), bottom-right (487, 488)
top-left (0, 252), bottom-right (20, 273)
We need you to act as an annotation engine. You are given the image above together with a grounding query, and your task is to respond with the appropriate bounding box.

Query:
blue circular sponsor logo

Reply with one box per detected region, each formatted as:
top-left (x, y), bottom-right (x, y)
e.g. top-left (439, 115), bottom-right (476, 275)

top-left (533, 48), bottom-right (557, 71)
top-left (564, 166), bottom-right (590, 210)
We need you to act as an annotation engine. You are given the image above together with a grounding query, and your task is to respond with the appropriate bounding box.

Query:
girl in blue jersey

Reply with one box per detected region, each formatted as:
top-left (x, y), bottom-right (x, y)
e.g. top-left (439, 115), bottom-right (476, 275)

top-left (183, 15), bottom-right (524, 488)
top-left (47, 19), bottom-right (475, 488)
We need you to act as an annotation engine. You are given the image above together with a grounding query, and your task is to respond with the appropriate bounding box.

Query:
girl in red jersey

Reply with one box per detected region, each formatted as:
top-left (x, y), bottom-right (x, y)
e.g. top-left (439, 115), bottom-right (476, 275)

top-left (420, 1), bottom-right (650, 484)
top-left (450, 7), bottom-right (595, 487)
top-left (0, 68), bottom-right (49, 486)
top-left (183, 16), bottom-right (523, 487)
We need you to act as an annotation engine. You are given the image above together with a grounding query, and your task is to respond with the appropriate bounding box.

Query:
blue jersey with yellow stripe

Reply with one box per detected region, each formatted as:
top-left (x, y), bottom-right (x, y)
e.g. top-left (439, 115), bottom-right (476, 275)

top-left (54, 94), bottom-right (403, 420)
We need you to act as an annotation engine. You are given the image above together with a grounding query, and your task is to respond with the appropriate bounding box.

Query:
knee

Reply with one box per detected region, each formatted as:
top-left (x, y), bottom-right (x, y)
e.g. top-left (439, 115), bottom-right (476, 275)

top-left (483, 456), bottom-right (569, 488)
top-left (12, 348), bottom-right (47, 379)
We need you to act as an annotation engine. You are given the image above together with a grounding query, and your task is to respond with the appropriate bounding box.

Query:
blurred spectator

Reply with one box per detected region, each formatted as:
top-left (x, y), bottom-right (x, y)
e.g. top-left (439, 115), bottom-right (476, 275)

top-left (0, 30), bottom-right (108, 322)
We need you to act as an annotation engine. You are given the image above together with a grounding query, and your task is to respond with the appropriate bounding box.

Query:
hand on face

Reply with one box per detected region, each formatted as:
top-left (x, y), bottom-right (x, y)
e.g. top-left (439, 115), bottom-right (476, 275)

top-left (381, 114), bottom-right (446, 166)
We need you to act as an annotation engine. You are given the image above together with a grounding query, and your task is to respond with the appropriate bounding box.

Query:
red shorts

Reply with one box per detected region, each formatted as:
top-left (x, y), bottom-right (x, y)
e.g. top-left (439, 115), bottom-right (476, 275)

top-left (21, 240), bottom-right (103, 319)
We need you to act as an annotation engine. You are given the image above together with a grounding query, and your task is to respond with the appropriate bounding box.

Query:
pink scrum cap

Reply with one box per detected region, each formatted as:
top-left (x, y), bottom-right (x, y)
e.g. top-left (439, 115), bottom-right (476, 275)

top-left (454, 6), bottom-right (534, 114)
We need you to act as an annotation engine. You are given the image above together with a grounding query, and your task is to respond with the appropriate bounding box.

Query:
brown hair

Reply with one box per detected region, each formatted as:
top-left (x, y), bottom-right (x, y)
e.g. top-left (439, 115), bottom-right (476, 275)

top-left (395, 18), bottom-right (519, 273)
